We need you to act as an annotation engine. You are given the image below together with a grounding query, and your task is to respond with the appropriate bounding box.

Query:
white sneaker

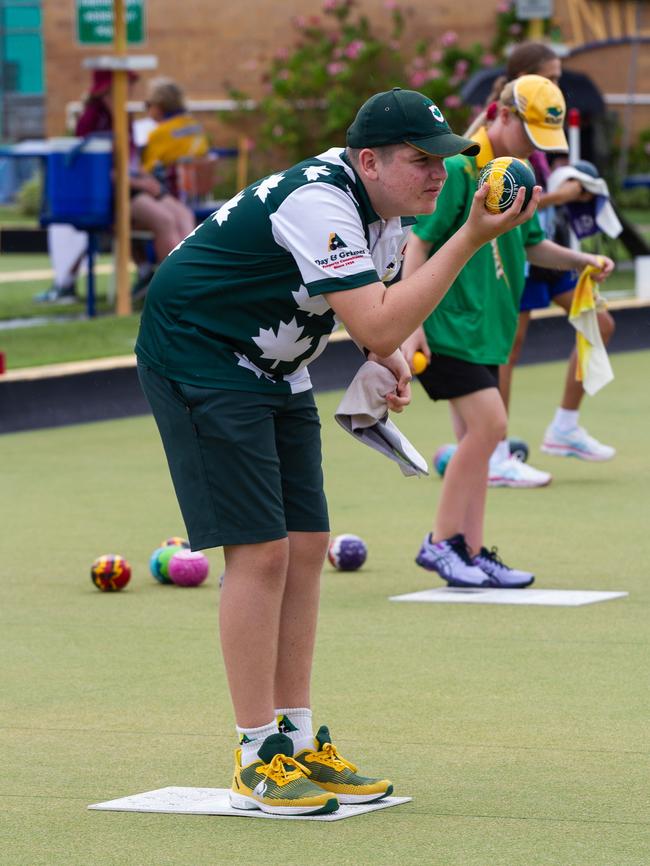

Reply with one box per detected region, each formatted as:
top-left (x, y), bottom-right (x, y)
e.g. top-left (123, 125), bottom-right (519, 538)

top-left (541, 425), bottom-right (615, 461)
top-left (488, 456), bottom-right (552, 488)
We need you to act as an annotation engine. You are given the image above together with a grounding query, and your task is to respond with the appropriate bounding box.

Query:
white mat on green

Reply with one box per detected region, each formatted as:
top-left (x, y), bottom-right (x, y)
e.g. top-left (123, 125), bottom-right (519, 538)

top-left (389, 587), bottom-right (628, 606)
top-left (89, 787), bottom-right (411, 821)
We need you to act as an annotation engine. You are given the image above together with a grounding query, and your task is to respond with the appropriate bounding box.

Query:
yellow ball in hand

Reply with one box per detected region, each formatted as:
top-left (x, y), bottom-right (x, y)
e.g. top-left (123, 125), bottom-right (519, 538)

top-left (411, 351), bottom-right (428, 375)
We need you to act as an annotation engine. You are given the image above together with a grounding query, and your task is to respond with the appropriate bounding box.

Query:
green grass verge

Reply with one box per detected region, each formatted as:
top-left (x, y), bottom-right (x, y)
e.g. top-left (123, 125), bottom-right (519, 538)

top-left (1, 351), bottom-right (649, 865)
top-left (0, 313), bottom-right (140, 368)
top-left (0, 253), bottom-right (118, 323)
top-left (624, 208), bottom-right (650, 227)
top-left (0, 220), bottom-right (642, 369)
top-left (0, 252), bottom-right (50, 272)
top-left (0, 204), bottom-right (37, 225)
top-left (0, 275), bottom-right (637, 371)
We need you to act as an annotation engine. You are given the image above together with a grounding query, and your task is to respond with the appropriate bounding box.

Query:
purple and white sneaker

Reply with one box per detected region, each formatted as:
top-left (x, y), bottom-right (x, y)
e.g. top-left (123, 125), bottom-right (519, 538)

top-left (415, 533), bottom-right (491, 587)
top-left (472, 546), bottom-right (534, 588)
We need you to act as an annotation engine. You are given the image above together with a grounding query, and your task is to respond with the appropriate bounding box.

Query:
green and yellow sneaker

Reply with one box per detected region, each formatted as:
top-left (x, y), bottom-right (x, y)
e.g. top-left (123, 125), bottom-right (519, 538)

top-left (229, 732), bottom-right (339, 816)
top-left (295, 725), bottom-right (394, 804)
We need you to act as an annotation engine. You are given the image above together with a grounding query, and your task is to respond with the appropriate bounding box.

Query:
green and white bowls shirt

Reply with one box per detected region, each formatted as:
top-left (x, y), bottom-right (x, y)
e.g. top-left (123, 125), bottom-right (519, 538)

top-left (136, 148), bottom-right (413, 394)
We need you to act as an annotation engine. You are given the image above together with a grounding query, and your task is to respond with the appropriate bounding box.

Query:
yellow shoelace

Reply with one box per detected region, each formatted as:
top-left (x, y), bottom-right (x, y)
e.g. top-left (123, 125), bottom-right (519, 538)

top-left (259, 753), bottom-right (311, 787)
top-left (305, 741), bottom-right (357, 772)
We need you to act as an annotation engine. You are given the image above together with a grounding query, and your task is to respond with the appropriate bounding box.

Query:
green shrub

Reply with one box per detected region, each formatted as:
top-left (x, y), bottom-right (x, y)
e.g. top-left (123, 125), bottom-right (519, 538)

top-left (223, 0), bottom-right (563, 168)
top-left (627, 126), bottom-right (650, 175)
top-left (615, 186), bottom-right (650, 211)
top-left (16, 174), bottom-right (42, 217)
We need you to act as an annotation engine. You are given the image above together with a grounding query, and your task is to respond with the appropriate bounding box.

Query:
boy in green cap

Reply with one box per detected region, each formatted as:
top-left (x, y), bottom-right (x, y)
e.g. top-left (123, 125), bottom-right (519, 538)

top-left (136, 88), bottom-right (539, 815)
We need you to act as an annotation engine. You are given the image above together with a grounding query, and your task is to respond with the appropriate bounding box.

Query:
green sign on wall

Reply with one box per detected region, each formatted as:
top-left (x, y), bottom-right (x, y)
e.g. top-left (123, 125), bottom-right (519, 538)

top-left (76, 1), bottom-right (146, 45)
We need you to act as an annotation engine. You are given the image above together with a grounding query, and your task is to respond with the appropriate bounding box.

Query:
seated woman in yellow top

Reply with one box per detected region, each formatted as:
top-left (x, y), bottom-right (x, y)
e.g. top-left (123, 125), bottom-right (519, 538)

top-left (141, 77), bottom-right (210, 198)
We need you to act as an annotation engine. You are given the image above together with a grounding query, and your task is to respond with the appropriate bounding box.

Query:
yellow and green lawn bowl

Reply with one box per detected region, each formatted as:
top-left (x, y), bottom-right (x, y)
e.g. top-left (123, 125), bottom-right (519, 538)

top-left (478, 156), bottom-right (535, 213)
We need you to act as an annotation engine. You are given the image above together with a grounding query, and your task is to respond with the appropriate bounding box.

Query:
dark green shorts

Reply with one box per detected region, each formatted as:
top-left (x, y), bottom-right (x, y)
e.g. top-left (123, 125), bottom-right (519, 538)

top-left (137, 364), bottom-right (329, 550)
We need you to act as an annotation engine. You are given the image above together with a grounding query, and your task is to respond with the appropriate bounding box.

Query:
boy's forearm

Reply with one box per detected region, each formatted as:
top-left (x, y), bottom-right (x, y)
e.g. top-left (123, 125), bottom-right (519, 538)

top-left (329, 184), bottom-right (541, 357)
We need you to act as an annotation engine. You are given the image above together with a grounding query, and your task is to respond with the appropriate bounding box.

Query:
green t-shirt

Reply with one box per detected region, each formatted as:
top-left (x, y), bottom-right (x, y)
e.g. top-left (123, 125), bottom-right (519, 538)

top-left (135, 148), bottom-right (413, 394)
top-left (413, 136), bottom-right (545, 365)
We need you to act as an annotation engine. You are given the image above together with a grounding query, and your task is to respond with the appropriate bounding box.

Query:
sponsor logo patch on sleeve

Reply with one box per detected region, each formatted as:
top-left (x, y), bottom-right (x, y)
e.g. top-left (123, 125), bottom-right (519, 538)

top-left (313, 232), bottom-right (368, 271)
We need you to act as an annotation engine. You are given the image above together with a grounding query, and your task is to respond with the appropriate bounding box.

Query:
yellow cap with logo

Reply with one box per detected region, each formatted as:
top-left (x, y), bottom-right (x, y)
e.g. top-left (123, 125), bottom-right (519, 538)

top-left (513, 74), bottom-right (568, 153)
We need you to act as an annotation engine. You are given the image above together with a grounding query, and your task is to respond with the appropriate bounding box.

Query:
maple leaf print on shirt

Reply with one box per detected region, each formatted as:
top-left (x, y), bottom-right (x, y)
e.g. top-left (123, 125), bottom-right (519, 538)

top-left (254, 174), bottom-right (285, 203)
top-left (252, 318), bottom-right (313, 368)
top-left (291, 284), bottom-right (330, 316)
top-left (212, 190), bottom-right (245, 225)
top-left (234, 353), bottom-right (276, 380)
top-left (302, 165), bottom-right (331, 182)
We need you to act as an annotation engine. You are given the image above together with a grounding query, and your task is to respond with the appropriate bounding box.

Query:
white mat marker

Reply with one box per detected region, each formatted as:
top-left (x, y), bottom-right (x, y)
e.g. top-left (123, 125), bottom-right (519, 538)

top-left (88, 787), bottom-right (411, 821)
top-left (389, 588), bottom-right (628, 607)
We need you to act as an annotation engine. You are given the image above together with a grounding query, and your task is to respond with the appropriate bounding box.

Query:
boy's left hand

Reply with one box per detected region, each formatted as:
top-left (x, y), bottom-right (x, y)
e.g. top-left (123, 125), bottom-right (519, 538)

top-left (367, 349), bottom-right (412, 413)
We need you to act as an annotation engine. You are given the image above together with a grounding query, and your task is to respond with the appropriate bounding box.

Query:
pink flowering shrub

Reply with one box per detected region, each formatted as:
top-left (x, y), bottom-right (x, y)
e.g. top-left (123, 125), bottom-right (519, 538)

top-left (405, 1), bottom-right (563, 131)
top-left (226, 0), bottom-right (406, 162)
top-left (405, 29), bottom-right (486, 131)
top-left (224, 0), bottom-right (563, 166)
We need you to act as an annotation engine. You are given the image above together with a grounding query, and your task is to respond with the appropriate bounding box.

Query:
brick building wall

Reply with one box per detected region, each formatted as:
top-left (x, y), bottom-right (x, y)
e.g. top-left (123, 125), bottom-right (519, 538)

top-left (43, 0), bottom-right (650, 142)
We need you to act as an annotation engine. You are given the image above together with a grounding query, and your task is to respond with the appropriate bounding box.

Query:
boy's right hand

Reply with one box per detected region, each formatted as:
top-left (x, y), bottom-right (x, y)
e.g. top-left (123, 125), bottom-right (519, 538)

top-left (463, 183), bottom-right (542, 250)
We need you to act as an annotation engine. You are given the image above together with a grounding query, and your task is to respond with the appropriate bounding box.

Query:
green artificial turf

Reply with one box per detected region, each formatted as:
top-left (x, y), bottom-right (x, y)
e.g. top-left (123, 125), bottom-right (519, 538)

top-left (1, 352), bottom-right (649, 865)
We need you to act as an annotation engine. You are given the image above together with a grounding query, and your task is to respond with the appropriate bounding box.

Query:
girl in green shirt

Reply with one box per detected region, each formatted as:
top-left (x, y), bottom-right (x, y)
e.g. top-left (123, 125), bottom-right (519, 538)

top-left (401, 75), bottom-right (614, 589)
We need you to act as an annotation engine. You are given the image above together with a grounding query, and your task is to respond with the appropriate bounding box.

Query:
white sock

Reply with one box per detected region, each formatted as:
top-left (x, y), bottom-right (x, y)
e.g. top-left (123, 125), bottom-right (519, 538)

top-left (489, 439), bottom-right (510, 468)
top-left (552, 408), bottom-right (579, 433)
top-left (275, 707), bottom-right (314, 755)
top-left (236, 719), bottom-right (278, 767)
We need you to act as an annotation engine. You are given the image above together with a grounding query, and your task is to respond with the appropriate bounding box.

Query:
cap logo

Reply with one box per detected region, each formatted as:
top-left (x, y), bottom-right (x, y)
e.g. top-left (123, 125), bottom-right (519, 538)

top-left (546, 106), bottom-right (564, 125)
top-left (428, 104), bottom-right (445, 123)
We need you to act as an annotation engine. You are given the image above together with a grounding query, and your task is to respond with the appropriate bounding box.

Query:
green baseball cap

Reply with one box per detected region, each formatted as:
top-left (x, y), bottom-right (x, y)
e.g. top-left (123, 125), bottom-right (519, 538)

top-left (346, 87), bottom-right (480, 157)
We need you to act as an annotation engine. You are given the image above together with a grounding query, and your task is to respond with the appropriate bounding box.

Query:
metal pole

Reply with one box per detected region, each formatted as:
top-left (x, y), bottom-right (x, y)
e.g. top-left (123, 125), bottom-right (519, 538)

top-left (568, 107), bottom-right (581, 251)
top-left (112, 0), bottom-right (132, 316)
top-left (568, 107), bottom-right (581, 165)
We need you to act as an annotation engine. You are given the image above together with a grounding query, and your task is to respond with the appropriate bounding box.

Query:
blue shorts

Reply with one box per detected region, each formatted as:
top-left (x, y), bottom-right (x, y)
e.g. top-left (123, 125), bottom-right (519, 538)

top-left (519, 270), bottom-right (577, 312)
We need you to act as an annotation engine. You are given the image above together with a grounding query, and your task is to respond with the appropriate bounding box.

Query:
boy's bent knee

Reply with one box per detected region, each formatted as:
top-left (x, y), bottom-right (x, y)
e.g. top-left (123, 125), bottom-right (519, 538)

top-left (225, 538), bottom-right (290, 583)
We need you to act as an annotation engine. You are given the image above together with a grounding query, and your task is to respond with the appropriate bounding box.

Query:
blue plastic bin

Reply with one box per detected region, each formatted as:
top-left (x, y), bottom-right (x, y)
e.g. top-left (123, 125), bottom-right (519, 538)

top-left (41, 137), bottom-right (113, 229)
